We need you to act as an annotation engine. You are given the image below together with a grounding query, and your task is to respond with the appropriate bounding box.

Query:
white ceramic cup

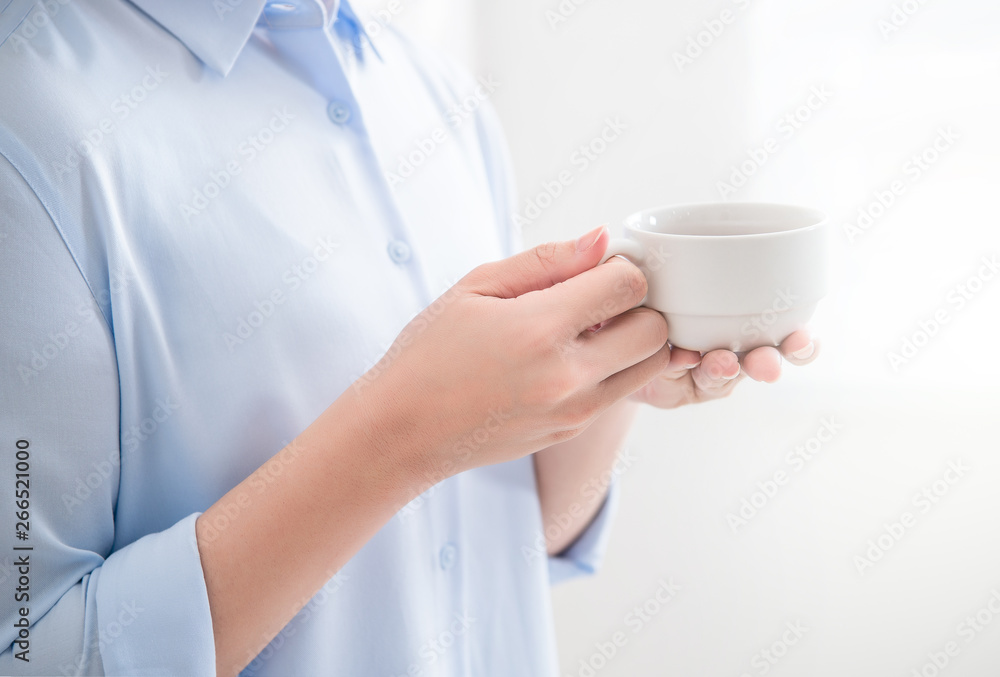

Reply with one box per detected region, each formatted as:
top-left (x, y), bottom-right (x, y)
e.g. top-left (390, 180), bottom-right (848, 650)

top-left (599, 202), bottom-right (829, 353)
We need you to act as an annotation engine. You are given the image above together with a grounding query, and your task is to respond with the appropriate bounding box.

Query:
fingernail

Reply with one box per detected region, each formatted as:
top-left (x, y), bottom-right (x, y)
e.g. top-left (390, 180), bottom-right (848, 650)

top-left (575, 225), bottom-right (606, 254)
top-left (685, 362), bottom-right (700, 369)
top-left (791, 343), bottom-right (815, 360)
top-left (717, 364), bottom-right (740, 380)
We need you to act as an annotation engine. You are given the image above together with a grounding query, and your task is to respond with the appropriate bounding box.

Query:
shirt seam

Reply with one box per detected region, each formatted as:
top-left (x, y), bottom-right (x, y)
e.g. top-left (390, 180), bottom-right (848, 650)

top-left (0, 142), bottom-right (126, 524)
top-left (0, 0), bottom-right (33, 49)
top-left (0, 145), bottom-right (116, 334)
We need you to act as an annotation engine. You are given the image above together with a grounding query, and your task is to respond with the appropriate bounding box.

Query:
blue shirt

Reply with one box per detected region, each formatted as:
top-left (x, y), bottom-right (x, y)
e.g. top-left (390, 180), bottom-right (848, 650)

top-left (0, 1), bottom-right (619, 674)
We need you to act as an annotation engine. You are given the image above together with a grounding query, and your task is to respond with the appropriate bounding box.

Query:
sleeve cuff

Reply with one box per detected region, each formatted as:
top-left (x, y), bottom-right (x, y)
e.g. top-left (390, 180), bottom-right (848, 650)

top-left (92, 512), bottom-right (215, 676)
top-left (547, 476), bottom-right (620, 586)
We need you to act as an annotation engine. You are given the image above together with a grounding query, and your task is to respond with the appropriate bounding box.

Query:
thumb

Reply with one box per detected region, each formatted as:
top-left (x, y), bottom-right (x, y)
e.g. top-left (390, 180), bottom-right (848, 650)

top-left (464, 226), bottom-right (609, 299)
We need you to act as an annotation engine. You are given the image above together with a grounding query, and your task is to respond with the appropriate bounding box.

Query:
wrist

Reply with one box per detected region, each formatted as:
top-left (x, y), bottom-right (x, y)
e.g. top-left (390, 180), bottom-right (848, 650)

top-left (330, 373), bottom-right (450, 511)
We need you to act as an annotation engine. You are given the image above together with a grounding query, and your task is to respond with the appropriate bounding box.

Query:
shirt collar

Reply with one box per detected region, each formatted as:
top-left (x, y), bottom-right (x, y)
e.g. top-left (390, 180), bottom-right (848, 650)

top-left (126, 0), bottom-right (347, 77)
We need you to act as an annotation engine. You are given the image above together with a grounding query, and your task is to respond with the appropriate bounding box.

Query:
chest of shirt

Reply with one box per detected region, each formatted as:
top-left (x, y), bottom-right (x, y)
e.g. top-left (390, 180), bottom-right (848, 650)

top-left (4, 11), bottom-right (505, 375)
top-left (1, 5), bottom-right (510, 504)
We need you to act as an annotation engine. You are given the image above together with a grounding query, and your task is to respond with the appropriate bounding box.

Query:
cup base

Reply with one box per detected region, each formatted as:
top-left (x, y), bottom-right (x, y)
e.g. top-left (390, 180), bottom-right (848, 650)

top-left (663, 302), bottom-right (819, 353)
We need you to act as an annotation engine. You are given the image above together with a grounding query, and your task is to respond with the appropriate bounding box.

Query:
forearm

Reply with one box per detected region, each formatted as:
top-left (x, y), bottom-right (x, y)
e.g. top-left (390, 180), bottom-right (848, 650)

top-left (196, 233), bottom-right (668, 673)
top-left (196, 387), bottom-right (427, 677)
top-left (533, 397), bottom-right (640, 555)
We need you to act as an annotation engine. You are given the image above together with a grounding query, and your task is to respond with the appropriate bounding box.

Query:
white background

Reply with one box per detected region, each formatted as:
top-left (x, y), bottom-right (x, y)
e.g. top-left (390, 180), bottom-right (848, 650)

top-left (359, 0), bottom-right (1000, 674)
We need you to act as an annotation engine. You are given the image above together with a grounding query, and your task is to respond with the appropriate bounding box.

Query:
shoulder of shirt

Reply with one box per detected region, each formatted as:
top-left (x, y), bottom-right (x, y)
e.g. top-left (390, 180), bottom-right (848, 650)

top-left (0, 4), bottom-right (92, 121)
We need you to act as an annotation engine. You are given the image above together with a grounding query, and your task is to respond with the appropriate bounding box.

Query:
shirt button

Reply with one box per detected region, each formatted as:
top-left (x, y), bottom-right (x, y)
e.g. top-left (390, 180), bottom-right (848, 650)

top-left (327, 101), bottom-right (352, 125)
top-left (387, 239), bottom-right (411, 263)
top-left (439, 543), bottom-right (458, 570)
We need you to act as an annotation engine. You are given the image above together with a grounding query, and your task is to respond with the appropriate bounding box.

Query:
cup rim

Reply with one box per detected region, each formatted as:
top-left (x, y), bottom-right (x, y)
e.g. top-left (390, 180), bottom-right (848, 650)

top-left (624, 201), bottom-right (828, 240)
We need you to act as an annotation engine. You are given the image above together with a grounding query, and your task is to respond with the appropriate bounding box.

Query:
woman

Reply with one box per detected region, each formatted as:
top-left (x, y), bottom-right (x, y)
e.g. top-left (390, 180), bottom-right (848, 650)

top-left (0, 0), bottom-right (816, 674)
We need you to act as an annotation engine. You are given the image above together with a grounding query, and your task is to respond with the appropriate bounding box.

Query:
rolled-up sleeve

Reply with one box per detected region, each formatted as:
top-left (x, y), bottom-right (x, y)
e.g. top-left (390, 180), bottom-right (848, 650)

top-left (0, 154), bottom-right (215, 676)
top-left (89, 515), bottom-right (214, 676)
top-left (546, 477), bottom-right (620, 585)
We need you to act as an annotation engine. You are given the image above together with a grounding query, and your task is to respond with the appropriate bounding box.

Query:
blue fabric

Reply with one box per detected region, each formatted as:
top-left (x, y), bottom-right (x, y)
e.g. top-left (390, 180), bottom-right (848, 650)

top-left (0, 1), bottom-right (618, 674)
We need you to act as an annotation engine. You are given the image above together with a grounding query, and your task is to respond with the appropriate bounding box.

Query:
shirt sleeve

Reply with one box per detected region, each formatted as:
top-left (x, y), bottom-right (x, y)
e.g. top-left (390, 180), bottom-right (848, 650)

top-left (546, 477), bottom-right (620, 586)
top-left (0, 153), bottom-right (216, 676)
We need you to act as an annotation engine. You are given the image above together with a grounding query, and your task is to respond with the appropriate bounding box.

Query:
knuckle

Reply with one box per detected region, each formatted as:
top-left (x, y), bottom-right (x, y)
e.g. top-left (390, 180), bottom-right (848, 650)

top-left (521, 317), bottom-right (564, 355)
top-left (551, 334), bottom-right (583, 364)
top-left (461, 262), bottom-right (495, 294)
top-left (463, 262), bottom-right (489, 284)
top-left (532, 241), bottom-right (561, 269)
top-left (638, 308), bottom-right (669, 346)
top-left (548, 427), bottom-right (584, 444)
top-left (612, 261), bottom-right (647, 305)
top-left (525, 357), bottom-right (590, 409)
top-left (556, 398), bottom-right (598, 430)
top-left (536, 371), bottom-right (581, 406)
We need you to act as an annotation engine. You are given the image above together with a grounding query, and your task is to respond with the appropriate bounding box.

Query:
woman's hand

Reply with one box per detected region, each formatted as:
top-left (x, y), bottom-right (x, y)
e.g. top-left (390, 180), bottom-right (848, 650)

top-left (357, 226), bottom-right (672, 479)
top-left (625, 329), bottom-right (820, 410)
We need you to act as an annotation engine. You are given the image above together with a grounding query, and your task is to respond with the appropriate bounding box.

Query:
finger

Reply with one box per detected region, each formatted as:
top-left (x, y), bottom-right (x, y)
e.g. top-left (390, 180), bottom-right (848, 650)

top-left (575, 307), bottom-right (669, 381)
top-left (529, 255), bottom-right (648, 335)
top-left (691, 350), bottom-right (742, 393)
top-left (779, 330), bottom-right (820, 366)
top-left (594, 340), bottom-right (673, 404)
top-left (463, 226), bottom-right (609, 299)
top-left (662, 347), bottom-right (702, 376)
top-left (741, 345), bottom-right (782, 383)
